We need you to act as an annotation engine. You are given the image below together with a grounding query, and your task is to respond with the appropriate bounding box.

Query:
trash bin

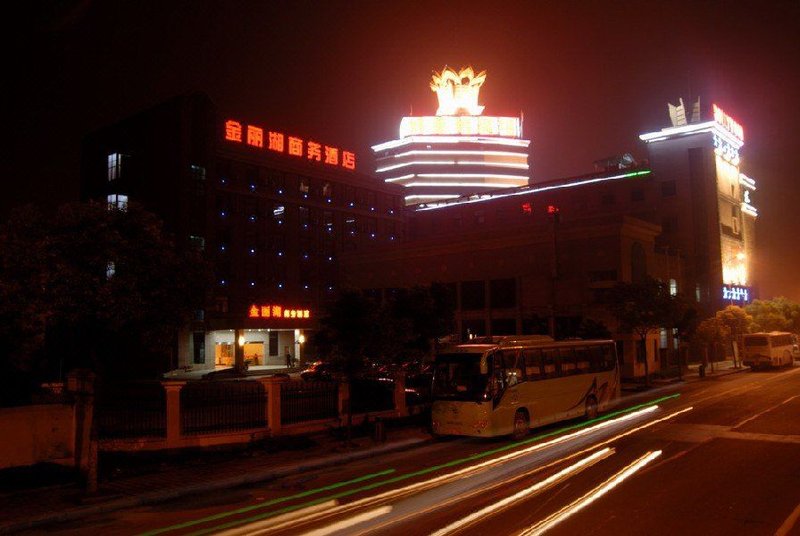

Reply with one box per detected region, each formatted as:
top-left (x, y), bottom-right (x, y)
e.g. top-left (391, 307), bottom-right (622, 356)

top-left (698, 364), bottom-right (706, 378)
top-left (373, 417), bottom-right (386, 442)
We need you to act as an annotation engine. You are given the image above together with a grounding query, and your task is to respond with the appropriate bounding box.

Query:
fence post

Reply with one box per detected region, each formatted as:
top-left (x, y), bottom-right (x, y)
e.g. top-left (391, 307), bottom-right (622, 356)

top-left (258, 377), bottom-right (284, 436)
top-left (338, 381), bottom-right (350, 422)
top-left (67, 369), bottom-right (96, 491)
top-left (162, 381), bottom-right (185, 448)
top-left (394, 373), bottom-right (407, 418)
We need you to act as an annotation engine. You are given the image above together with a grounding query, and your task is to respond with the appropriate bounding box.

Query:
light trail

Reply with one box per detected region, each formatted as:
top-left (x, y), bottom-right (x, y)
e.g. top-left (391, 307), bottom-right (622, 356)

top-left (519, 450), bottom-right (663, 536)
top-left (151, 394), bottom-right (681, 535)
top-left (430, 448), bottom-right (615, 536)
top-left (216, 501), bottom-right (338, 536)
top-left (300, 506), bottom-right (392, 536)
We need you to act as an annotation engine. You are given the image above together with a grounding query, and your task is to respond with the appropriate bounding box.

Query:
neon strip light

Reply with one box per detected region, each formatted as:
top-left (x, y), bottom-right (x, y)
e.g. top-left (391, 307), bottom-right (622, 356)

top-left (380, 149), bottom-right (529, 159)
top-left (404, 195), bottom-right (461, 201)
top-left (417, 173), bottom-right (528, 180)
top-left (376, 160), bottom-right (529, 173)
top-left (639, 121), bottom-right (743, 148)
top-left (415, 170), bottom-right (652, 210)
top-left (371, 135), bottom-right (531, 152)
top-left (405, 182), bottom-right (525, 188)
top-left (383, 174), bottom-right (416, 183)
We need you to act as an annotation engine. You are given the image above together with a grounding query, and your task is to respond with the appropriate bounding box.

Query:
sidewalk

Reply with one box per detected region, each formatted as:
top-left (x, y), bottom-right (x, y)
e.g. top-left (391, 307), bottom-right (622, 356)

top-left (0, 420), bottom-right (432, 534)
top-left (622, 359), bottom-right (748, 391)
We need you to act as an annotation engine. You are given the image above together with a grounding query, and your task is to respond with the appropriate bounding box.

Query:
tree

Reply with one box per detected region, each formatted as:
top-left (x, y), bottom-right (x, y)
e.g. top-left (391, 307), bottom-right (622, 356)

top-left (606, 277), bottom-right (673, 386)
top-left (694, 316), bottom-right (730, 371)
top-left (746, 297), bottom-right (800, 333)
top-left (716, 305), bottom-right (753, 367)
top-left (0, 201), bottom-right (210, 400)
top-left (388, 283), bottom-right (456, 364)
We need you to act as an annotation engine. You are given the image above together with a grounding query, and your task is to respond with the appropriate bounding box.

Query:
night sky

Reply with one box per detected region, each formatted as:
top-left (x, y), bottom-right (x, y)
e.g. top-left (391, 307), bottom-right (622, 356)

top-left (7, 1), bottom-right (800, 300)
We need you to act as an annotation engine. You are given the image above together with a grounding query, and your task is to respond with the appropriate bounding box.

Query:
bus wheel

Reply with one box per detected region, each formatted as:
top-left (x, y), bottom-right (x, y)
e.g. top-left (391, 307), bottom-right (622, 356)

top-left (585, 396), bottom-right (599, 420)
top-left (512, 409), bottom-right (529, 440)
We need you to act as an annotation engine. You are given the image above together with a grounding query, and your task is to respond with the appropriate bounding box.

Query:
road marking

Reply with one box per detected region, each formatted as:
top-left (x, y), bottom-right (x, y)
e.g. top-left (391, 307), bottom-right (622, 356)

top-left (720, 431), bottom-right (800, 444)
top-left (776, 499), bottom-right (800, 536)
top-left (430, 448), bottom-right (615, 536)
top-left (733, 395), bottom-right (800, 430)
top-left (300, 506), bottom-right (392, 536)
top-left (518, 450), bottom-right (662, 536)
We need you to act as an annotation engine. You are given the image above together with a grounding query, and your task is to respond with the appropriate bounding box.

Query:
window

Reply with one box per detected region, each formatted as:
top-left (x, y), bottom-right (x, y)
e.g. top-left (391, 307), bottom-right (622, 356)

top-left (189, 235), bottom-right (205, 251)
top-left (661, 180), bottom-right (677, 197)
top-left (190, 164), bottom-right (206, 182)
top-left (107, 153), bottom-right (126, 181)
top-left (575, 346), bottom-right (592, 374)
top-left (461, 280), bottom-right (485, 310)
top-left (669, 278), bottom-right (677, 296)
top-left (631, 189), bottom-right (644, 202)
top-left (631, 242), bottom-right (647, 283)
top-left (299, 206), bottom-right (310, 228)
top-left (106, 261), bottom-right (115, 279)
top-left (193, 332), bottom-right (206, 364)
top-left (345, 216), bottom-right (356, 236)
top-left (541, 348), bottom-right (559, 378)
top-left (523, 349), bottom-right (543, 380)
top-left (491, 318), bottom-right (516, 335)
top-left (490, 278), bottom-right (516, 309)
top-left (589, 270), bottom-right (617, 282)
top-left (559, 347), bottom-right (577, 375)
top-left (107, 194), bottom-right (128, 211)
top-left (268, 332), bottom-right (278, 356)
top-left (324, 211), bottom-right (334, 233)
top-left (601, 193), bottom-right (615, 206)
top-left (661, 217), bottom-right (678, 234)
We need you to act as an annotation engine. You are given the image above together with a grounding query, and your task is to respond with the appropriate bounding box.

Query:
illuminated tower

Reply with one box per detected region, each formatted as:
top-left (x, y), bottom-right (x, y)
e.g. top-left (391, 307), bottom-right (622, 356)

top-left (372, 67), bottom-right (531, 205)
top-left (639, 100), bottom-right (757, 309)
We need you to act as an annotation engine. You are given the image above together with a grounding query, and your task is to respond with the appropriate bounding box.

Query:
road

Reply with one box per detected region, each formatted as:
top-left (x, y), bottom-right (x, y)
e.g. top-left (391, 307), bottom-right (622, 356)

top-left (42, 366), bottom-right (800, 536)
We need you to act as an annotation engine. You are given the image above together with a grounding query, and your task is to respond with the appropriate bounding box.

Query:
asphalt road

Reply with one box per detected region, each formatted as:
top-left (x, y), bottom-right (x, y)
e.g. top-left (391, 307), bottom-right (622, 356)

top-left (41, 365), bottom-right (800, 536)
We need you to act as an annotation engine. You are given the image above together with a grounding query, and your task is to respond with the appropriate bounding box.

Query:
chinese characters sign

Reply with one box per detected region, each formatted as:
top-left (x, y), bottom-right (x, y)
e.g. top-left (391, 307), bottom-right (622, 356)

top-left (713, 104), bottom-right (744, 142)
top-left (248, 304), bottom-right (311, 319)
top-left (399, 116), bottom-right (521, 139)
top-left (722, 285), bottom-right (750, 303)
top-left (225, 119), bottom-right (356, 171)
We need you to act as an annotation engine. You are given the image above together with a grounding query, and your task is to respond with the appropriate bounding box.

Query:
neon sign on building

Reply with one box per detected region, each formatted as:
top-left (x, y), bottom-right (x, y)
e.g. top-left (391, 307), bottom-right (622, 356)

top-left (722, 285), bottom-right (750, 303)
top-left (248, 304), bottom-right (311, 319)
top-left (224, 119), bottom-right (356, 171)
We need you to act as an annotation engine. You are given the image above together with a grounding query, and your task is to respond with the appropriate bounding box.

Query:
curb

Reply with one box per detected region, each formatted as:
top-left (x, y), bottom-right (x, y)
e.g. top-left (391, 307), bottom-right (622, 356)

top-left (0, 434), bottom-right (434, 534)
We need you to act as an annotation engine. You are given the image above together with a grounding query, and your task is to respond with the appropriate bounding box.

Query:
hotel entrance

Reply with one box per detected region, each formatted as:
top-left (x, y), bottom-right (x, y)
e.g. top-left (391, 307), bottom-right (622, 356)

top-left (210, 328), bottom-right (307, 368)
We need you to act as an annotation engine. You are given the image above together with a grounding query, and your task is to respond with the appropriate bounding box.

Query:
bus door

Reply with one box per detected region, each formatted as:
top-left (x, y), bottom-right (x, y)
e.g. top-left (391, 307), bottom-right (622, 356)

top-left (490, 350), bottom-right (521, 415)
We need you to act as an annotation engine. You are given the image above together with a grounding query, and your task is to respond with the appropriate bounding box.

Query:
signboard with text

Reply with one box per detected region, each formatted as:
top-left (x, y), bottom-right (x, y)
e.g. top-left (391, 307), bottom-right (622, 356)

top-left (248, 304), bottom-right (311, 320)
top-left (722, 285), bottom-right (751, 303)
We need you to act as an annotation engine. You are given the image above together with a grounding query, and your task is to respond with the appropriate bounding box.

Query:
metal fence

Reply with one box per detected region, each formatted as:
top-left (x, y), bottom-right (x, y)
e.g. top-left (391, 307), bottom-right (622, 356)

top-left (281, 380), bottom-right (339, 425)
top-left (350, 378), bottom-right (395, 414)
top-left (181, 380), bottom-right (266, 435)
top-left (95, 382), bottom-right (166, 439)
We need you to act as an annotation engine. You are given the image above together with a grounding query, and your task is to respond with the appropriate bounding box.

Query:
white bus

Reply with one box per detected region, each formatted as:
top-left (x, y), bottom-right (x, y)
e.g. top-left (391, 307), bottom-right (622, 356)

top-left (742, 332), bottom-right (797, 369)
top-left (431, 336), bottom-right (620, 439)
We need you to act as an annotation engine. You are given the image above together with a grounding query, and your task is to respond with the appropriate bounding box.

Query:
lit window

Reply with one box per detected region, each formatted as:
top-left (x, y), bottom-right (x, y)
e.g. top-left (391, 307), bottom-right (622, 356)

top-left (189, 235), bottom-right (205, 251)
top-left (107, 194), bottom-right (128, 211)
top-left (273, 205), bottom-right (285, 224)
top-left (669, 279), bottom-right (677, 296)
top-left (190, 164), bottom-right (206, 182)
top-left (106, 261), bottom-right (115, 279)
top-left (107, 153), bottom-right (126, 181)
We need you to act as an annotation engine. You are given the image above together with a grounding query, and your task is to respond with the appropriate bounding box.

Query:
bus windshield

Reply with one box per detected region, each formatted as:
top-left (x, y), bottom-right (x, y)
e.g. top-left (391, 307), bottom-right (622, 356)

top-left (432, 353), bottom-right (489, 401)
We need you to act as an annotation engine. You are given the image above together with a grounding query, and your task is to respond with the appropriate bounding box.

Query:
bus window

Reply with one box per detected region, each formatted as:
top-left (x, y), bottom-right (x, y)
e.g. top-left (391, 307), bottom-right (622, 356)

top-left (575, 346), bottom-right (592, 374)
top-left (601, 344), bottom-right (616, 371)
top-left (523, 349), bottom-right (543, 381)
top-left (559, 347), bottom-right (577, 375)
top-left (542, 348), bottom-right (559, 378)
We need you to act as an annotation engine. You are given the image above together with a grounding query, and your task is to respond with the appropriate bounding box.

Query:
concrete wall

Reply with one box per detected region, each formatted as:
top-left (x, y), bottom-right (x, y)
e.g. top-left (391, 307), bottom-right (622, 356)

top-left (0, 405), bottom-right (75, 470)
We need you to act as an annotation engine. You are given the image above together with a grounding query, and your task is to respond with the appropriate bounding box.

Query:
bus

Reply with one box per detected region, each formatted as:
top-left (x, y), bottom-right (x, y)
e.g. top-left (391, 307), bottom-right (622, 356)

top-left (741, 332), bottom-right (797, 369)
top-left (431, 336), bottom-right (620, 439)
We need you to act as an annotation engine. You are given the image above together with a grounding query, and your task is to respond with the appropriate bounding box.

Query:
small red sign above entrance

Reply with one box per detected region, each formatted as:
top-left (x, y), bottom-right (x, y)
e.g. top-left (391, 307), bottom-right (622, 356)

top-left (224, 119), bottom-right (356, 171)
top-left (248, 304), bottom-right (311, 319)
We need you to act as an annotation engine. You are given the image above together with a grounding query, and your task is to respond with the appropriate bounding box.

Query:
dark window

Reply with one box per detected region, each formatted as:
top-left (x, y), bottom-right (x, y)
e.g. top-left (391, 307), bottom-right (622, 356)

top-left (601, 193), bottom-right (615, 206)
top-left (631, 242), bottom-right (647, 282)
top-left (559, 347), bottom-right (578, 375)
top-left (193, 332), bottom-right (205, 364)
top-left (461, 280), bottom-right (485, 310)
top-left (661, 180), bottom-right (677, 197)
top-left (631, 189), bottom-right (644, 202)
top-left (541, 348), bottom-right (560, 378)
top-left (461, 318), bottom-right (486, 340)
top-left (269, 332), bottom-right (278, 356)
top-left (589, 270), bottom-right (617, 282)
top-left (490, 278), bottom-right (516, 309)
top-left (491, 318), bottom-right (516, 335)
top-left (575, 346), bottom-right (592, 373)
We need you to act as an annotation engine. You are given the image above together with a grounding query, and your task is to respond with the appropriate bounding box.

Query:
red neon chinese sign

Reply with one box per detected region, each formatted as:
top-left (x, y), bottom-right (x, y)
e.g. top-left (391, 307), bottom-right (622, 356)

top-left (225, 118), bottom-right (356, 171)
top-left (248, 304), bottom-right (311, 320)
